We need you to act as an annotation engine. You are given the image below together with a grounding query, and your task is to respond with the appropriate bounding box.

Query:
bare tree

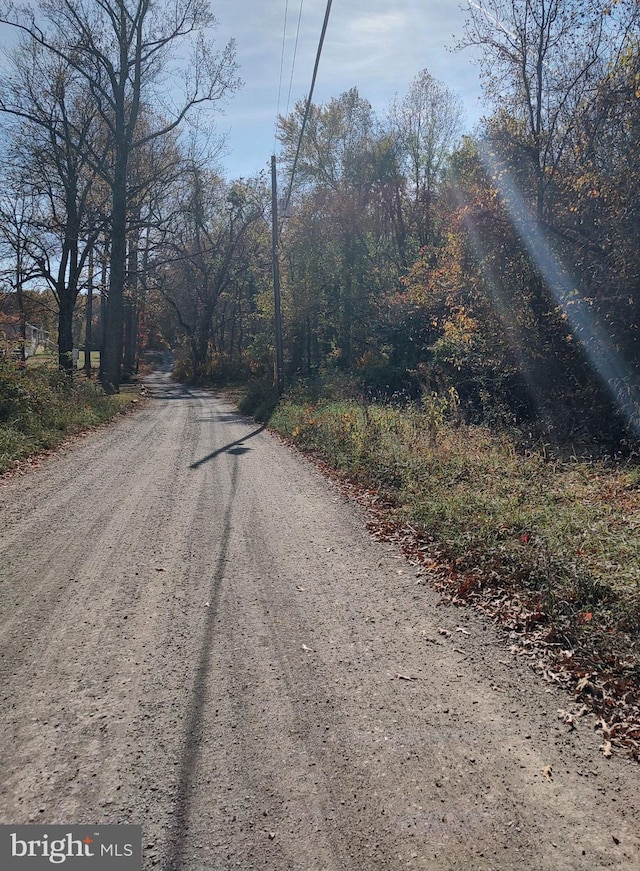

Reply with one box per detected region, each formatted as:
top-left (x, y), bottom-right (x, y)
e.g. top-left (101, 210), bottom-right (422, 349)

top-left (387, 69), bottom-right (464, 255)
top-left (157, 169), bottom-right (268, 380)
top-left (0, 43), bottom-right (109, 371)
top-left (0, 183), bottom-right (41, 363)
top-left (457, 0), bottom-right (636, 220)
top-left (389, 70), bottom-right (464, 208)
top-left (1, 0), bottom-right (240, 390)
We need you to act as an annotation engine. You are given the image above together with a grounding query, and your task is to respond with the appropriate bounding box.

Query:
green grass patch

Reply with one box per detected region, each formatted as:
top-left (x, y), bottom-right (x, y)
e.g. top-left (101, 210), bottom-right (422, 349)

top-left (24, 350), bottom-right (56, 369)
top-left (0, 361), bottom-right (135, 473)
top-left (76, 350), bottom-right (101, 370)
top-left (270, 396), bottom-right (640, 635)
top-left (271, 397), bottom-right (640, 758)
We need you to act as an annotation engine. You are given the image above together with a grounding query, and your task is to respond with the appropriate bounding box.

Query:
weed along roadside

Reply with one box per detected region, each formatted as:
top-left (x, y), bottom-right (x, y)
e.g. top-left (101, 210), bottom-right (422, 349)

top-left (0, 362), bottom-right (142, 475)
top-left (265, 393), bottom-right (640, 761)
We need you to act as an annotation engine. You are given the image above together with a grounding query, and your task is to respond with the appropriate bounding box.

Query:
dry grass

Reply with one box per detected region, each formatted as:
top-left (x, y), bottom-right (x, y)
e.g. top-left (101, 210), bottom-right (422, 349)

top-left (270, 396), bottom-right (640, 758)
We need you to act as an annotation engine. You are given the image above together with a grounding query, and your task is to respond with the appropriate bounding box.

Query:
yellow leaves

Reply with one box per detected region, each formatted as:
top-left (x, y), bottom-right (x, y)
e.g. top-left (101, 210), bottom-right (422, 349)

top-left (442, 308), bottom-right (478, 344)
top-left (356, 350), bottom-right (379, 371)
top-left (341, 410), bottom-right (356, 432)
top-left (402, 238), bottom-right (463, 307)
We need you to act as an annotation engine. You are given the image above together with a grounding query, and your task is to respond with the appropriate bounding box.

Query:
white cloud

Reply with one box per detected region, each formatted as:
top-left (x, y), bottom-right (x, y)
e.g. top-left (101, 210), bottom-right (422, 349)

top-left (0, 1), bottom-right (486, 180)
top-left (347, 10), bottom-right (407, 44)
top-left (209, 0), bottom-right (486, 177)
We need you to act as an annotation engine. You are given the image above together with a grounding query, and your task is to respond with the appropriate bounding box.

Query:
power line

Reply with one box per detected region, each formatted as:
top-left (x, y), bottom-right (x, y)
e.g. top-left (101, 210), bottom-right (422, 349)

top-left (275, 0), bottom-right (290, 151)
top-left (285, 0), bottom-right (305, 120)
top-left (270, 0), bottom-right (332, 393)
top-left (281, 0), bottom-right (333, 213)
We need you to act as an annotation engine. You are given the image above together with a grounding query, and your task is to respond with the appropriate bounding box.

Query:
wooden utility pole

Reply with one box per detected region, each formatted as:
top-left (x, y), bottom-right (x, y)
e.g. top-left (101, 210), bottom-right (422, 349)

top-left (271, 155), bottom-right (284, 395)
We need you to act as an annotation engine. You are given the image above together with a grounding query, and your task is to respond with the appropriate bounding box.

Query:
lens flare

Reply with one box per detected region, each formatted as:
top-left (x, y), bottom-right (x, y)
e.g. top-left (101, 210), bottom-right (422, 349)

top-left (474, 140), bottom-right (639, 438)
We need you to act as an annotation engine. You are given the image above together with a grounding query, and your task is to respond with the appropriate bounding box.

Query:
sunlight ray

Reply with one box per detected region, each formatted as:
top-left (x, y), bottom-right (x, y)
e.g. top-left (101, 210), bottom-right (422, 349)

top-left (477, 141), bottom-right (639, 438)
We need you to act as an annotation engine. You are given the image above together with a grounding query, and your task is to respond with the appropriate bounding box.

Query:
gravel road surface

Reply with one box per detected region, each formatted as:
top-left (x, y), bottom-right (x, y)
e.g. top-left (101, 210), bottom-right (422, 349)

top-left (1, 371), bottom-right (639, 871)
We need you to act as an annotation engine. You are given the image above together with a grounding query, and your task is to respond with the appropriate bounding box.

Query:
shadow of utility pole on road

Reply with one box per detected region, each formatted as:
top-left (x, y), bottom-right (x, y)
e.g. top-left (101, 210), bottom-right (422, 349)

top-left (189, 425), bottom-right (266, 469)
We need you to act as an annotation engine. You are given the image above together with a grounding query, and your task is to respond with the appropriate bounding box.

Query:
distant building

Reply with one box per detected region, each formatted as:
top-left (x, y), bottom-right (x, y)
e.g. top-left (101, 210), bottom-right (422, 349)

top-left (0, 317), bottom-right (50, 358)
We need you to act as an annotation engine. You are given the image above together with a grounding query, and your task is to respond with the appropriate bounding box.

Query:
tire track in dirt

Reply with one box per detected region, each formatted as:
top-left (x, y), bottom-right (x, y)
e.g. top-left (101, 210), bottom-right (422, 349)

top-left (0, 375), bottom-right (217, 823)
top-left (163, 455), bottom-right (239, 871)
top-left (1, 375), bottom-right (639, 871)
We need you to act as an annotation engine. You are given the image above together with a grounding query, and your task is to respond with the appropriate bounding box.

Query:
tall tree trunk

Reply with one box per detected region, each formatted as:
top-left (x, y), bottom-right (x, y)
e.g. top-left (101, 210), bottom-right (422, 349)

top-left (101, 156), bottom-right (127, 393)
top-left (84, 246), bottom-right (94, 378)
top-left (122, 299), bottom-right (136, 379)
top-left (16, 250), bottom-right (26, 366)
top-left (98, 241), bottom-right (109, 381)
top-left (58, 293), bottom-right (75, 375)
top-left (123, 231), bottom-right (139, 381)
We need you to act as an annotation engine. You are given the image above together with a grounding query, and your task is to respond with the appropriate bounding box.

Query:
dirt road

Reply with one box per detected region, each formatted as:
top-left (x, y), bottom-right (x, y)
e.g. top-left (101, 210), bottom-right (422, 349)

top-left (1, 371), bottom-right (639, 871)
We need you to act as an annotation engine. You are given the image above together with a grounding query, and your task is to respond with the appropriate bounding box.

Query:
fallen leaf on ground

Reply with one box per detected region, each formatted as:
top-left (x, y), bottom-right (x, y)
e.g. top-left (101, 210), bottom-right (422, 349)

top-left (438, 627), bottom-right (451, 637)
top-left (597, 718), bottom-right (612, 738)
top-left (456, 627), bottom-right (471, 635)
top-left (541, 765), bottom-right (553, 781)
top-left (600, 740), bottom-right (613, 758)
top-left (558, 709), bottom-right (575, 730)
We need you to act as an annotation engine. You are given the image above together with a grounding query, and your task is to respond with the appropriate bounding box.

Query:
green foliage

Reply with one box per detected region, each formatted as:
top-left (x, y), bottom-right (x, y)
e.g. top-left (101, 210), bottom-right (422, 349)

top-left (0, 361), bottom-right (128, 472)
top-left (272, 391), bottom-right (460, 481)
top-left (156, 43), bottom-right (640, 453)
top-left (263, 14), bottom-right (640, 452)
top-left (238, 378), bottom-right (279, 422)
top-left (172, 351), bottom-right (251, 386)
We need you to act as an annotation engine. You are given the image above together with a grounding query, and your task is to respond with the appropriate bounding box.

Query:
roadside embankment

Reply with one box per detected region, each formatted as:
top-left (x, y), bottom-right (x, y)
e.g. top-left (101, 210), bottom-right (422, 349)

top-left (268, 396), bottom-right (640, 760)
top-left (0, 362), bottom-right (141, 474)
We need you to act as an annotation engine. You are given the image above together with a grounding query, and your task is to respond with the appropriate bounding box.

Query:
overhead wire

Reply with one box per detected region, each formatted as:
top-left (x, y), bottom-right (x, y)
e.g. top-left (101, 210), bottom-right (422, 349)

top-left (281, 0), bottom-right (333, 215)
top-left (285, 0), bottom-right (305, 120)
top-left (271, 0), bottom-right (332, 393)
top-left (274, 0), bottom-right (290, 152)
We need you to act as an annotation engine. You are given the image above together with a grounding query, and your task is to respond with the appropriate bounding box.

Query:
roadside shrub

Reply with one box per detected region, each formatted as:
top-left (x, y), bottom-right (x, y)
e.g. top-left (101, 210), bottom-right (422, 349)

top-left (0, 362), bottom-right (127, 473)
top-left (171, 356), bottom-right (193, 382)
top-left (172, 352), bottom-right (252, 386)
top-left (238, 378), bottom-right (279, 422)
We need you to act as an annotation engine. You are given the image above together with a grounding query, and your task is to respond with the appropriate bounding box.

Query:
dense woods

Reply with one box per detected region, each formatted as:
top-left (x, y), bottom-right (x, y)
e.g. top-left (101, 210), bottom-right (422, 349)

top-left (1, 0), bottom-right (639, 449)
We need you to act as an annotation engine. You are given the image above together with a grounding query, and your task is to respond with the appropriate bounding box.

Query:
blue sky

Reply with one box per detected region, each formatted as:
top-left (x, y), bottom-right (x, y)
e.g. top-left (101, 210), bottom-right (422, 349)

top-left (0, 2), bottom-right (487, 181)
top-left (211, 0), bottom-right (486, 180)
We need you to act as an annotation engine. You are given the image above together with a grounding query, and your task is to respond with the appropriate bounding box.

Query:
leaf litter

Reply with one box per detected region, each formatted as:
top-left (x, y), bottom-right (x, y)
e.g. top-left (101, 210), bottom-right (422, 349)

top-left (295, 456), bottom-right (640, 762)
